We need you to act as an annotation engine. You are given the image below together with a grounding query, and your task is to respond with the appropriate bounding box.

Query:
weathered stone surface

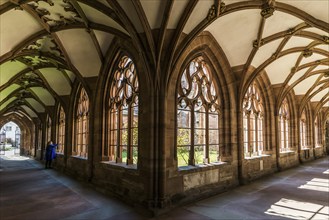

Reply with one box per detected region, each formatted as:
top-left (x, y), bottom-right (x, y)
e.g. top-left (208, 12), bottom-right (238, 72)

top-left (183, 169), bottom-right (219, 191)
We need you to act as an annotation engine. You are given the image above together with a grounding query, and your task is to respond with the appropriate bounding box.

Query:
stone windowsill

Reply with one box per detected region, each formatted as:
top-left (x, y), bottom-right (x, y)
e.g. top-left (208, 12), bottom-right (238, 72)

top-left (100, 161), bottom-right (137, 170)
top-left (315, 145), bottom-right (323, 148)
top-left (280, 150), bottom-right (295, 156)
top-left (178, 161), bottom-right (227, 172)
top-left (71, 155), bottom-right (88, 160)
top-left (244, 154), bottom-right (271, 160)
top-left (301, 147), bottom-right (310, 151)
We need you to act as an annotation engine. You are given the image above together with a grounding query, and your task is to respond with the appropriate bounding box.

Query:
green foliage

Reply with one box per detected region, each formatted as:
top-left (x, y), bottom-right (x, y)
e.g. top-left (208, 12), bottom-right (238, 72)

top-left (120, 121), bottom-right (138, 164)
top-left (121, 148), bottom-right (138, 164)
top-left (177, 147), bottom-right (189, 166)
top-left (194, 147), bottom-right (204, 164)
top-left (5, 147), bottom-right (12, 151)
top-left (177, 129), bottom-right (189, 166)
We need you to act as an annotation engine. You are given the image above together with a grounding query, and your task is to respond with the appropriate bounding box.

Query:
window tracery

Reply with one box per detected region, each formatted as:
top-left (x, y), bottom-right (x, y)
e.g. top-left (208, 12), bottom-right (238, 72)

top-left (279, 98), bottom-right (290, 152)
top-left (46, 115), bottom-right (51, 143)
top-left (242, 83), bottom-right (264, 158)
top-left (176, 57), bottom-right (221, 167)
top-left (314, 116), bottom-right (322, 147)
top-left (57, 106), bottom-right (65, 154)
top-left (300, 110), bottom-right (307, 149)
top-left (106, 55), bottom-right (139, 165)
top-left (75, 87), bottom-right (89, 158)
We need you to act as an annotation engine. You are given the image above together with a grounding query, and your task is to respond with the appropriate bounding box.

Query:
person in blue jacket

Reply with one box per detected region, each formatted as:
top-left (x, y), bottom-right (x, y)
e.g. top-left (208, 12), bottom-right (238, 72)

top-left (45, 141), bottom-right (58, 169)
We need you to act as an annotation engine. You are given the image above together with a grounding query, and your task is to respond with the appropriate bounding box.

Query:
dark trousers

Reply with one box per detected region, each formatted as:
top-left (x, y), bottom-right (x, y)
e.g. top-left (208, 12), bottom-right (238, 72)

top-left (45, 160), bottom-right (52, 168)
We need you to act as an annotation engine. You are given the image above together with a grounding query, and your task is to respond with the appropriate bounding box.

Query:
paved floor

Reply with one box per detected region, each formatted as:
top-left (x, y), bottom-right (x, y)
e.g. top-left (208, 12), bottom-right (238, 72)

top-left (0, 151), bottom-right (328, 220)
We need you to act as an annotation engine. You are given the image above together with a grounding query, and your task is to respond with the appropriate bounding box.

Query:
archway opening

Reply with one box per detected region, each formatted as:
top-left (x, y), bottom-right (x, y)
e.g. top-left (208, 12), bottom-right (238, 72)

top-left (325, 120), bottom-right (329, 155)
top-left (0, 121), bottom-right (21, 155)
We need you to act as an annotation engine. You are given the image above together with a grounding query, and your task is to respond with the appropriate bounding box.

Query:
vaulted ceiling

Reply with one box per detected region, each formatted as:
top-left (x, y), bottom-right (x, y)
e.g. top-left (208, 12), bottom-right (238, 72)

top-left (0, 0), bottom-right (328, 121)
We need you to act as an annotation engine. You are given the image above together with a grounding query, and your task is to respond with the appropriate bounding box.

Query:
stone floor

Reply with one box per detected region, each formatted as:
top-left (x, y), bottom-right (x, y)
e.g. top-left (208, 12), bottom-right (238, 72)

top-left (0, 151), bottom-right (328, 220)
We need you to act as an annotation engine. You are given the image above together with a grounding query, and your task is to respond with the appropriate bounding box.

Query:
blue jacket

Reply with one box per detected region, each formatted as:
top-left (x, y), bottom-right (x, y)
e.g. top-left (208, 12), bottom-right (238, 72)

top-left (45, 144), bottom-right (58, 160)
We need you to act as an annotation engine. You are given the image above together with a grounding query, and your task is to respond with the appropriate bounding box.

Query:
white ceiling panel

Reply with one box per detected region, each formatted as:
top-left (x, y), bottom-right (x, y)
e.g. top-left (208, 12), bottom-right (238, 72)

top-left (0, 84), bottom-right (20, 102)
top-left (315, 44), bottom-right (329, 51)
top-left (65, 70), bottom-right (76, 83)
top-left (30, 87), bottom-right (55, 106)
top-left (25, 98), bottom-right (45, 113)
top-left (79, 3), bottom-right (129, 35)
top-left (0, 61), bottom-right (27, 86)
top-left (167, 0), bottom-right (189, 29)
top-left (312, 65), bottom-right (329, 73)
top-left (57, 29), bottom-right (102, 77)
top-left (140, 0), bottom-right (166, 29)
top-left (311, 89), bottom-right (329, 102)
top-left (94, 30), bottom-right (114, 56)
top-left (183, 0), bottom-right (213, 34)
top-left (263, 11), bottom-right (303, 38)
top-left (206, 9), bottom-right (261, 67)
top-left (299, 53), bottom-right (327, 66)
top-left (0, 9), bottom-right (43, 56)
top-left (304, 27), bottom-right (328, 37)
top-left (288, 68), bottom-right (308, 86)
top-left (278, 0), bottom-right (329, 24)
top-left (0, 97), bottom-right (16, 111)
top-left (265, 52), bottom-right (300, 84)
top-left (117, 0), bottom-right (144, 33)
top-left (283, 36), bottom-right (313, 51)
top-left (252, 39), bottom-right (282, 67)
top-left (39, 68), bottom-right (71, 96)
top-left (293, 75), bottom-right (319, 95)
top-left (21, 105), bottom-right (38, 118)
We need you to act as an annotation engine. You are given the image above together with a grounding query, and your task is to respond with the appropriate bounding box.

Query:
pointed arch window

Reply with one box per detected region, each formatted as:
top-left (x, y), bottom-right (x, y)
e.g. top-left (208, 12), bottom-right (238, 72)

top-left (46, 115), bottom-right (52, 143)
top-left (314, 115), bottom-right (323, 147)
top-left (242, 83), bottom-right (264, 158)
top-left (176, 57), bottom-right (221, 167)
top-left (74, 87), bottom-right (89, 158)
top-left (300, 110), bottom-right (307, 149)
top-left (57, 106), bottom-right (65, 154)
top-left (279, 98), bottom-right (290, 152)
top-left (106, 55), bottom-right (139, 165)
top-left (38, 124), bottom-right (42, 150)
top-left (314, 116), bottom-right (319, 147)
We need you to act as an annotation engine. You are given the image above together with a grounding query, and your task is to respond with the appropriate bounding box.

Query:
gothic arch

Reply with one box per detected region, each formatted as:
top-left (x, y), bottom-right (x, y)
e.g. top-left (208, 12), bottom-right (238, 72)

top-left (300, 103), bottom-right (312, 148)
top-left (168, 32), bottom-right (236, 165)
top-left (239, 69), bottom-right (276, 155)
top-left (0, 113), bottom-right (34, 156)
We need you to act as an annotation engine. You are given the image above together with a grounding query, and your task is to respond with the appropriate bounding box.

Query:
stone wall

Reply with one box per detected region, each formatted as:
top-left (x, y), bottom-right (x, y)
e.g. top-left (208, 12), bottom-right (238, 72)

top-left (241, 155), bottom-right (277, 183)
top-left (165, 163), bottom-right (238, 207)
top-left (278, 151), bottom-right (299, 170)
top-left (91, 163), bottom-right (145, 206)
top-left (314, 146), bottom-right (325, 158)
top-left (300, 148), bottom-right (314, 163)
top-left (65, 157), bottom-right (89, 181)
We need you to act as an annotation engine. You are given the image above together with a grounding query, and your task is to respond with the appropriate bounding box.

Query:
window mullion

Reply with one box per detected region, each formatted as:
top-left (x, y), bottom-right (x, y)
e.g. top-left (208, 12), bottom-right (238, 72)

top-left (104, 110), bottom-right (110, 160)
top-left (284, 119), bottom-right (287, 150)
top-left (127, 106), bottom-right (132, 165)
top-left (247, 113), bottom-right (252, 156)
top-left (190, 105), bottom-right (195, 166)
top-left (205, 110), bottom-right (209, 163)
top-left (116, 106), bottom-right (122, 163)
top-left (255, 115), bottom-right (258, 154)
